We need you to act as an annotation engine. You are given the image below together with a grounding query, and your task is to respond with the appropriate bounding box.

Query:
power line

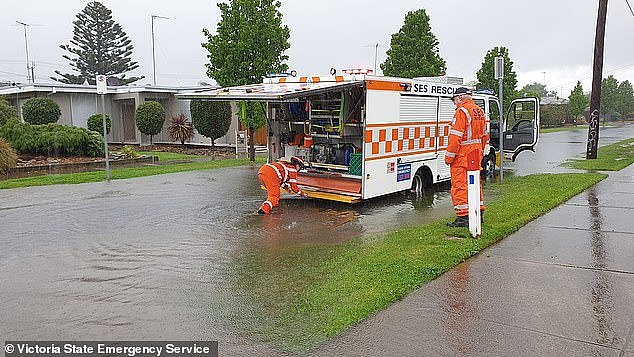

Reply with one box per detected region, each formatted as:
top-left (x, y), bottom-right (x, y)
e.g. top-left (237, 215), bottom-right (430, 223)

top-left (626, 0), bottom-right (634, 16)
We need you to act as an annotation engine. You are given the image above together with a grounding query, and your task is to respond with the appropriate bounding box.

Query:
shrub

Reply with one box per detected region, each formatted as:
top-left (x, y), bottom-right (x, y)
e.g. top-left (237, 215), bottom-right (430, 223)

top-left (0, 122), bottom-right (104, 157)
top-left (168, 113), bottom-right (195, 145)
top-left (87, 113), bottom-right (111, 135)
top-left (0, 98), bottom-right (19, 126)
top-left (120, 145), bottom-right (139, 159)
top-left (22, 98), bottom-right (61, 125)
top-left (191, 100), bottom-right (231, 147)
top-left (135, 101), bottom-right (165, 144)
top-left (0, 138), bottom-right (18, 173)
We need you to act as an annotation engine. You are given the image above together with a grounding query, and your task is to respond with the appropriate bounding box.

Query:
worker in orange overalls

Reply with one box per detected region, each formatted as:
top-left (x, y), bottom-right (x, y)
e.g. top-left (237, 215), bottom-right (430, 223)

top-left (445, 87), bottom-right (489, 227)
top-left (257, 156), bottom-right (306, 214)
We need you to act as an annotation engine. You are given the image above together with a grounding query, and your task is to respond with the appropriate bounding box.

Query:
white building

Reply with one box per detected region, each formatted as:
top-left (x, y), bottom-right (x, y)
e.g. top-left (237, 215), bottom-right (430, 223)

top-left (0, 82), bottom-right (240, 147)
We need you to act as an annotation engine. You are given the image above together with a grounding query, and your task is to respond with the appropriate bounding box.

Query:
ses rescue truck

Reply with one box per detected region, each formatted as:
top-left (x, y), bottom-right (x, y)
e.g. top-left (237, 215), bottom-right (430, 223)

top-left (179, 71), bottom-right (539, 203)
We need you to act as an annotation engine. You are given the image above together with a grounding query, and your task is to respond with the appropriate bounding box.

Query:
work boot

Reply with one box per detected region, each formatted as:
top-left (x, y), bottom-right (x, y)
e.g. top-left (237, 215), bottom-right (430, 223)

top-left (447, 216), bottom-right (469, 228)
top-left (257, 208), bottom-right (266, 215)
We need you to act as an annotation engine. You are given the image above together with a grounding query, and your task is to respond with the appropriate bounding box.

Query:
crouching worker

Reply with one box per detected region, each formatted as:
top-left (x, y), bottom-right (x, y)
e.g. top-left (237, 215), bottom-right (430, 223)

top-left (257, 156), bottom-right (307, 215)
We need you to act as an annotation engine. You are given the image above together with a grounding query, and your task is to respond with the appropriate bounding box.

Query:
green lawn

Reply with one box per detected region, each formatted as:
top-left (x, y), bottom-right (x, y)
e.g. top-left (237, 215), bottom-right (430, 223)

top-left (137, 151), bottom-right (204, 162)
top-left (0, 156), bottom-right (266, 189)
top-left (230, 173), bottom-right (607, 352)
top-left (565, 138), bottom-right (634, 171)
top-left (541, 125), bottom-right (588, 133)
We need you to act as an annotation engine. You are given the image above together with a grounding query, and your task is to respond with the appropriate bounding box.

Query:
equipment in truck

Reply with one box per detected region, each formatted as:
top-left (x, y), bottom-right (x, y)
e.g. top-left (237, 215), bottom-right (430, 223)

top-left (176, 73), bottom-right (540, 204)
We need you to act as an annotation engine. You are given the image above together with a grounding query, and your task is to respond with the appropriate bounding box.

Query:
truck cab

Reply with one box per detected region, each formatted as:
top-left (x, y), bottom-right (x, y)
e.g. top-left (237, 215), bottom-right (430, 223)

top-left (472, 90), bottom-right (540, 176)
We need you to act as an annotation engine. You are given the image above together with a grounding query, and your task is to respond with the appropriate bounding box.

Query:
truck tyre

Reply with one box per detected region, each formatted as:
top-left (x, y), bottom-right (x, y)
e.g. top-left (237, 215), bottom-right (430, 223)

top-left (411, 167), bottom-right (433, 195)
top-left (481, 150), bottom-right (496, 178)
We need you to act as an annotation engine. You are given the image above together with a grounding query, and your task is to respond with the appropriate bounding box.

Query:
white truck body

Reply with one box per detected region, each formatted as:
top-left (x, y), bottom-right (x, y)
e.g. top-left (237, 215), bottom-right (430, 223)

top-left (177, 74), bottom-right (539, 203)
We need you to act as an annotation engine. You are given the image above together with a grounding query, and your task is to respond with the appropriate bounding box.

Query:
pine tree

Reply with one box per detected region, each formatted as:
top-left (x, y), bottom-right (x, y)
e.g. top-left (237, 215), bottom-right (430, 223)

top-left (52, 1), bottom-right (143, 85)
top-left (568, 81), bottom-right (589, 120)
top-left (381, 9), bottom-right (446, 78)
top-left (476, 47), bottom-right (518, 110)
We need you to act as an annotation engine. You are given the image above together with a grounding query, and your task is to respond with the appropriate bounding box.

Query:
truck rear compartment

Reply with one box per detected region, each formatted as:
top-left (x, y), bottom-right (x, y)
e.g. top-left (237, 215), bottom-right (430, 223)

top-left (297, 172), bottom-right (362, 203)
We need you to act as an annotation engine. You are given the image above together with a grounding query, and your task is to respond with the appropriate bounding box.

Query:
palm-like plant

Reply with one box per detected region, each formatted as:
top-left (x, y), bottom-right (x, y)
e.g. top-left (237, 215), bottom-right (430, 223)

top-left (168, 114), bottom-right (195, 145)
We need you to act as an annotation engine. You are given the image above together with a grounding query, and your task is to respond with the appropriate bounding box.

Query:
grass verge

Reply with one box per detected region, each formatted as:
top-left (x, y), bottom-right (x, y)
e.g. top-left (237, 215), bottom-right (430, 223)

top-left (0, 156), bottom-right (266, 189)
top-left (231, 173), bottom-right (607, 352)
top-left (565, 138), bottom-right (634, 171)
top-left (540, 125), bottom-right (588, 133)
top-left (137, 151), bottom-right (204, 161)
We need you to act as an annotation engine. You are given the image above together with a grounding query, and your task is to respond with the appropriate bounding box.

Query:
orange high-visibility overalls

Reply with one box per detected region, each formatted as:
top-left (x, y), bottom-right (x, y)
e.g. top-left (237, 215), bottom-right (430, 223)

top-left (258, 161), bottom-right (302, 214)
top-left (445, 99), bottom-right (489, 217)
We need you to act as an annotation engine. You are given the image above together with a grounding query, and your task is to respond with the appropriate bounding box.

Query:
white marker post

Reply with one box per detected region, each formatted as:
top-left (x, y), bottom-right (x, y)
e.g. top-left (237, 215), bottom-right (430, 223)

top-left (467, 151), bottom-right (481, 238)
top-left (96, 75), bottom-right (110, 181)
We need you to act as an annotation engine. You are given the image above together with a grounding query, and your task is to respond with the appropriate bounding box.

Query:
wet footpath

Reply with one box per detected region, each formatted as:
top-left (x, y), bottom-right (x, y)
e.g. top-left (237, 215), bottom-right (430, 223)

top-left (312, 163), bottom-right (634, 356)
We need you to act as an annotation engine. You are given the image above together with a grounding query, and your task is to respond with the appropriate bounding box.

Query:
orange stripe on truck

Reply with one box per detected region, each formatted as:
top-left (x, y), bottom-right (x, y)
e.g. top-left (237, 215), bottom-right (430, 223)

top-left (365, 148), bottom-right (437, 161)
top-left (367, 121), bottom-right (436, 128)
top-left (366, 80), bottom-right (408, 91)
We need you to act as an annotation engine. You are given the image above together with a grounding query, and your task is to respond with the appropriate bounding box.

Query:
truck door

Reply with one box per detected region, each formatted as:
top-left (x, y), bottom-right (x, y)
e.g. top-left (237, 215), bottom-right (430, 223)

top-left (503, 97), bottom-right (540, 161)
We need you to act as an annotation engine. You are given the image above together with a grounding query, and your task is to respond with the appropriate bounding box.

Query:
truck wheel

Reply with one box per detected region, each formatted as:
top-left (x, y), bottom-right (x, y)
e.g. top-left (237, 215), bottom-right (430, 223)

top-left (411, 167), bottom-right (432, 195)
top-left (412, 174), bottom-right (424, 195)
top-left (481, 152), bottom-right (496, 178)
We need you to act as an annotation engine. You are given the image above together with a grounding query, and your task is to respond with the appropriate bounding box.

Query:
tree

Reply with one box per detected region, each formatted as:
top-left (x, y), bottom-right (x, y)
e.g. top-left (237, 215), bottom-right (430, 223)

top-left (519, 82), bottom-right (557, 99)
top-left (135, 101), bottom-right (165, 144)
top-left (476, 47), bottom-right (518, 110)
top-left (190, 100), bottom-right (232, 147)
top-left (22, 98), bottom-right (61, 125)
top-left (380, 9), bottom-right (446, 78)
top-left (600, 75), bottom-right (619, 120)
top-left (568, 81), bottom-right (589, 121)
top-left (616, 80), bottom-right (634, 118)
top-left (202, 0), bottom-right (290, 87)
top-left (87, 113), bottom-right (111, 135)
top-left (202, 0), bottom-right (290, 160)
top-left (52, 1), bottom-right (143, 85)
top-left (0, 97), bottom-right (19, 126)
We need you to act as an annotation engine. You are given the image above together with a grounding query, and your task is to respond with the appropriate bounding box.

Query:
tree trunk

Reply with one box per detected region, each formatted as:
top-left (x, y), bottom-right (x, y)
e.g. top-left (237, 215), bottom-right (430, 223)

top-left (248, 126), bottom-right (256, 161)
top-left (211, 138), bottom-right (215, 148)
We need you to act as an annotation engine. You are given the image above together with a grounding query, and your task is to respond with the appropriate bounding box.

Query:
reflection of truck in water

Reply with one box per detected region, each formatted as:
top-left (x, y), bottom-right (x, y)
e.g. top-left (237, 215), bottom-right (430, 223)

top-left (179, 72), bottom-right (539, 203)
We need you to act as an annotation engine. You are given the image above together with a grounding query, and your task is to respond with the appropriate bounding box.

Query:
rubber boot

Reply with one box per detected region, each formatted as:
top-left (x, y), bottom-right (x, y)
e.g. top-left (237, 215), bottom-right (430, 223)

top-left (447, 216), bottom-right (469, 228)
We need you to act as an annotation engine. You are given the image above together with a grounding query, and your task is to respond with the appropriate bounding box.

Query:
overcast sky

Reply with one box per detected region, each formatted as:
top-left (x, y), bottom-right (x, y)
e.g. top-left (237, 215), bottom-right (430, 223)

top-left (2, 0), bottom-right (633, 96)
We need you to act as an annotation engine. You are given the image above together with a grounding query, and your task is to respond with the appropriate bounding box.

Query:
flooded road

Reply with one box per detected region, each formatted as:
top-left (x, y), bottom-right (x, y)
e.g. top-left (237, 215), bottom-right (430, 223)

top-left (1, 123), bottom-right (632, 353)
top-left (0, 164), bottom-right (452, 354)
top-left (502, 123), bottom-right (634, 176)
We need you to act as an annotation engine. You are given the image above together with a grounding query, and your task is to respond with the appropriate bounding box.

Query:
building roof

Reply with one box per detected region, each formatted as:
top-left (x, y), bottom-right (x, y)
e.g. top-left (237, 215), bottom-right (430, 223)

top-left (0, 82), bottom-right (215, 96)
top-left (540, 96), bottom-right (569, 105)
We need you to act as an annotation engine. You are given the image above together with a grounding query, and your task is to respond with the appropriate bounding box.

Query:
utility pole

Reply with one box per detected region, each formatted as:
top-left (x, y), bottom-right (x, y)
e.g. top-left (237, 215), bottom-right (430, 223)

top-left (374, 43), bottom-right (379, 74)
top-left (495, 56), bottom-right (505, 183)
top-left (151, 15), bottom-right (169, 86)
top-left (587, 0), bottom-right (608, 159)
top-left (16, 21), bottom-right (32, 83)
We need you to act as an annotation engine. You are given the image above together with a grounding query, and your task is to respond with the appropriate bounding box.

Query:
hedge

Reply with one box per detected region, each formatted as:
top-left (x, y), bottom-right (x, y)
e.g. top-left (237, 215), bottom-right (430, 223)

top-left (0, 122), bottom-right (104, 157)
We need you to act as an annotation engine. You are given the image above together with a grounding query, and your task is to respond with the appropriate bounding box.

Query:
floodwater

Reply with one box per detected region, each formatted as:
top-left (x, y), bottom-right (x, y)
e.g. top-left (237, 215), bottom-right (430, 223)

top-left (1, 123), bottom-right (632, 354)
top-left (0, 163), bottom-right (452, 354)
top-left (501, 123), bottom-right (634, 177)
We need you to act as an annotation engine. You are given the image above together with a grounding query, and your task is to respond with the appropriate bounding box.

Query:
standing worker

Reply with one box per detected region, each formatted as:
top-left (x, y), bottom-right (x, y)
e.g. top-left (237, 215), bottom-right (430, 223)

top-left (445, 87), bottom-right (489, 227)
top-left (258, 156), bottom-right (307, 215)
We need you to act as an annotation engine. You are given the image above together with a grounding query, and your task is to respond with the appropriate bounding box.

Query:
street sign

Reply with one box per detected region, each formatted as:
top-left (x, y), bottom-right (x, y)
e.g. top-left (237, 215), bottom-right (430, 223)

top-left (494, 57), bottom-right (504, 80)
top-left (96, 75), bottom-right (107, 94)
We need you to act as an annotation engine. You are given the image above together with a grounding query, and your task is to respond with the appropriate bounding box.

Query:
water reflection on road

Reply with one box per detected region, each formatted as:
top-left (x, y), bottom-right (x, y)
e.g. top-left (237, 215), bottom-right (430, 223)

top-left (0, 164), bottom-right (453, 351)
top-left (1, 123), bottom-right (631, 353)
